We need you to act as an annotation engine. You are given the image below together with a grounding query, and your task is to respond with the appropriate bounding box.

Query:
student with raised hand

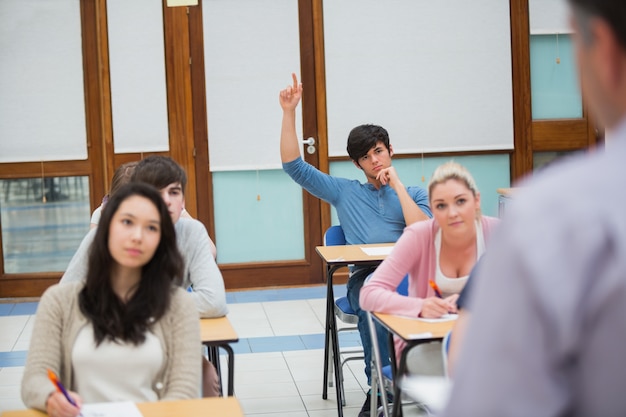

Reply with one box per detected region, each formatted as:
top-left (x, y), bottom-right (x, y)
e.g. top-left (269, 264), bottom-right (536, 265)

top-left (443, 1), bottom-right (626, 415)
top-left (61, 156), bottom-right (226, 397)
top-left (22, 183), bottom-right (201, 416)
top-left (280, 73), bottom-right (432, 416)
top-left (360, 162), bottom-right (499, 375)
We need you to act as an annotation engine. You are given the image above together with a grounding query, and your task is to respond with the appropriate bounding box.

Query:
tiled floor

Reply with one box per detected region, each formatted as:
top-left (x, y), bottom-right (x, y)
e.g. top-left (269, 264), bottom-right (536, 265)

top-left (0, 286), bottom-right (425, 416)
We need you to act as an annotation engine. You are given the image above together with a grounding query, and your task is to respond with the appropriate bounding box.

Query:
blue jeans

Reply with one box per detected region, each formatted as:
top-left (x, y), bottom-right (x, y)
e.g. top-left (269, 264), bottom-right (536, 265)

top-left (346, 268), bottom-right (390, 386)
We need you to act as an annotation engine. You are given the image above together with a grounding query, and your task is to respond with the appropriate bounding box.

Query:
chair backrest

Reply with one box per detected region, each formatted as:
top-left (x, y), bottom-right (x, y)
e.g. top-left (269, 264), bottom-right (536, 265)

top-left (397, 274), bottom-right (409, 296)
top-left (324, 225), bottom-right (346, 246)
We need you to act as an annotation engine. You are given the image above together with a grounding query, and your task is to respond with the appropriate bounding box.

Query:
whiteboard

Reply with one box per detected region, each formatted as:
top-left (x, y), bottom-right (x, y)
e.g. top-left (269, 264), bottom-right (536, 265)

top-left (0, 0), bottom-right (87, 162)
top-left (529, 0), bottom-right (572, 34)
top-left (108, 0), bottom-right (170, 153)
top-left (324, 0), bottom-right (514, 157)
top-left (203, 0), bottom-right (302, 172)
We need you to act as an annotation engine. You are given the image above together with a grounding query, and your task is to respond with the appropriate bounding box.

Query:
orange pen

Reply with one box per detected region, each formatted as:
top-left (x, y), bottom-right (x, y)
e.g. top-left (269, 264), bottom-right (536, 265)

top-left (428, 279), bottom-right (443, 298)
top-left (47, 369), bottom-right (79, 408)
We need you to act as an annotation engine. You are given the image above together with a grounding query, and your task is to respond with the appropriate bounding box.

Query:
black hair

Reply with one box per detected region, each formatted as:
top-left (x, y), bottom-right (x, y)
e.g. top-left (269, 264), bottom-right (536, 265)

top-left (346, 124), bottom-right (391, 163)
top-left (79, 182), bottom-right (184, 345)
top-left (568, 0), bottom-right (626, 48)
top-left (131, 156), bottom-right (187, 195)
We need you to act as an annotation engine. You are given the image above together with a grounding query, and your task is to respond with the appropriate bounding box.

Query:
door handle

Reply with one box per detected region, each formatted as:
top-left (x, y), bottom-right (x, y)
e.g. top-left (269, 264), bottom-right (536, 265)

top-left (302, 137), bottom-right (316, 154)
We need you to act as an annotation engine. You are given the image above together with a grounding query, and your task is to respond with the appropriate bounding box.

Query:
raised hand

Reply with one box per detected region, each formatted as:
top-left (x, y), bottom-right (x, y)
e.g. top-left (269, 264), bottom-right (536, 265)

top-left (279, 73), bottom-right (303, 111)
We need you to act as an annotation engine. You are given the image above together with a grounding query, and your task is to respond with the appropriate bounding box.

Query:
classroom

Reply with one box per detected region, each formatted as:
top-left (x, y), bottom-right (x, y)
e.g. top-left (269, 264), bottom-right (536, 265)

top-left (0, 0), bottom-right (599, 416)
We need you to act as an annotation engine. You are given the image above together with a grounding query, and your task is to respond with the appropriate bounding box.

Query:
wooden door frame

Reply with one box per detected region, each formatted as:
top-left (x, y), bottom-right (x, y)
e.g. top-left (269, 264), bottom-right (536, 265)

top-left (182, 0), bottom-right (325, 289)
top-left (509, 0), bottom-right (599, 183)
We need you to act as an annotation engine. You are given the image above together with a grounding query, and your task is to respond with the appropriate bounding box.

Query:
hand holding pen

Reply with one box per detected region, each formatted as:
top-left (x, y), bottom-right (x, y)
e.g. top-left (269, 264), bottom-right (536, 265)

top-left (419, 280), bottom-right (458, 318)
top-left (47, 369), bottom-right (82, 417)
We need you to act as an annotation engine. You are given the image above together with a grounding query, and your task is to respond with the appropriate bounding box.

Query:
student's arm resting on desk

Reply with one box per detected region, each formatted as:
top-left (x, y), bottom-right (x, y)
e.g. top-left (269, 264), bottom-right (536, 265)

top-left (178, 219), bottom-right (228, 318)
top-left (59, 228), bottom-right (97, 284)
top-left (360, 221), bottom-right (434, 318)
top-left (22, 284), bottom-right (82, 412)
top-left (160, 289), bottom-right (202, 400)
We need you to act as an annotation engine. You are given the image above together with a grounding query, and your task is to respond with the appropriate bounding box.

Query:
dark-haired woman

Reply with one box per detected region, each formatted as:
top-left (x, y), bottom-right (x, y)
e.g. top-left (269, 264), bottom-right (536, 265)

top-left (22, 183), bottom-right (201, 416)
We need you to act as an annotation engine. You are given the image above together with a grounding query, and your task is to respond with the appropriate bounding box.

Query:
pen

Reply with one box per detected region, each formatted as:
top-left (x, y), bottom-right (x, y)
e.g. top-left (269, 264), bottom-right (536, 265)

top-left (428, 279), bottom-right (443, 298)
top-left (47, 368), bottom-right (79, 408)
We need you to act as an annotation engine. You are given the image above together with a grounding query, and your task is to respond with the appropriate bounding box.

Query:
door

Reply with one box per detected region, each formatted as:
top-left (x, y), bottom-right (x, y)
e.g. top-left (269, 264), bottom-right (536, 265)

top-left (183, 0), bottom-right (328, 289)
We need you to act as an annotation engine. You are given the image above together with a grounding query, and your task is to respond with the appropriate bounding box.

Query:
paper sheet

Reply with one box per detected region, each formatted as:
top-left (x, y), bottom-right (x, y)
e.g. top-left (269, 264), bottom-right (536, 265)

top-left (360, 246), bottom-right (394, 256)
top-left (400, 376), bottom-right (451, 412)
top-left (416, 313), bottom-right (458, 323)
top-left (81, 401), bottom-right (143, 417)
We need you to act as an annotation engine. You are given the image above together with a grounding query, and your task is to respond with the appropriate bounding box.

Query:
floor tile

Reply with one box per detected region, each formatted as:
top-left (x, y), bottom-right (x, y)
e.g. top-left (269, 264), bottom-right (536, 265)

top-left (0, 304), bottom-right (14, 316)
top-left (10, 303), bottom-right (38, 316)
top-left (239, 396), bottom-right (306, 414)
top-left (0, 287), bottom-right (399, 416)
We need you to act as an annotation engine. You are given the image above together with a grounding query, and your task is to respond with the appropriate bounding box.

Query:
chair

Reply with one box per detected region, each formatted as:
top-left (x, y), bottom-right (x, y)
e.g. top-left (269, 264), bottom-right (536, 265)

top-left (323, 225), bottom-right (365, 406)
top-left (367, 275), bottom-right (424, 417)
top-left (441, 329), bottom-right (452, 378)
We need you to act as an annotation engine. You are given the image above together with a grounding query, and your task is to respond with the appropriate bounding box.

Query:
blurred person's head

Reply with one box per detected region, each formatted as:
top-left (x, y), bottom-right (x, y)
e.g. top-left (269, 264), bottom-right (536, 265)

top-left (568, 0), bottom-right (626, 128)
top-left (106, 161), bottom-right (138, 201)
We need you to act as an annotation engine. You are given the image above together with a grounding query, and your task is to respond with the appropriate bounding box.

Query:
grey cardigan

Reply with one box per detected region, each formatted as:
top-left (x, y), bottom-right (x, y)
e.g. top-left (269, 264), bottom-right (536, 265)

top-left (21, 282), bottom-right (201, 411)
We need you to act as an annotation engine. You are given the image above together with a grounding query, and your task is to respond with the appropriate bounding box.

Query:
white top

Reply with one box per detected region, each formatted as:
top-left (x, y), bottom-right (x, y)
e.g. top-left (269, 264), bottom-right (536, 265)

top-left (434, 220), bottom-right (486, 298)
top-left (90, 205), bottom-right (103, 225)
top-left (72, 323), bottom-right (163, 403)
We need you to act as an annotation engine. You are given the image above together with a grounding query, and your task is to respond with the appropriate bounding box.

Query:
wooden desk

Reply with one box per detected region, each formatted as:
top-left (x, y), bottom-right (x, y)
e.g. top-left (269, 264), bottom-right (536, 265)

top-left (0, 397), bottom-right (244, 417)
top-left (315, 243), bottom-right (393, 417)
top-left (200, 317), bottom-right (239, 396)
top-left (372, 312), bottom-right (456, 417)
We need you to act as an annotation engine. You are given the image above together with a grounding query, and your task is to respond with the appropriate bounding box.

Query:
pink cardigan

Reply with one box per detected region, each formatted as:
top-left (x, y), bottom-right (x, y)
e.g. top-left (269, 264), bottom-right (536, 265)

top-left (359, 216), bottom-right (499, 356)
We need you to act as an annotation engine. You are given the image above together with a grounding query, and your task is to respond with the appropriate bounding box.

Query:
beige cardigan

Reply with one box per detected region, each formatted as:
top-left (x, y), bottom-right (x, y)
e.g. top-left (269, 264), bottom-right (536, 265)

top-left (21, 282), bottom-right (201, 411)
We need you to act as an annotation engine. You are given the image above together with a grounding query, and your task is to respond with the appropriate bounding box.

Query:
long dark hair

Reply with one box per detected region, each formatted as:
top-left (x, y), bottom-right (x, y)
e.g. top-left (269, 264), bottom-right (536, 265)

top-left (79, 182), bottom-right (184, 345)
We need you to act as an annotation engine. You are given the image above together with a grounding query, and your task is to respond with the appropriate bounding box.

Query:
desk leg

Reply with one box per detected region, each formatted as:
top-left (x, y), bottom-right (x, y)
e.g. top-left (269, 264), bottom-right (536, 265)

top-left (322, 265), bottom-right (332, 400)
top-left (221, 344), bottom-right (235, 396)
top-left (204, 343), bottom-right (236, 397)
top-left (391, 356), bottom-right (403, 417)
top-left (321, 265), bottom-right (344, 417)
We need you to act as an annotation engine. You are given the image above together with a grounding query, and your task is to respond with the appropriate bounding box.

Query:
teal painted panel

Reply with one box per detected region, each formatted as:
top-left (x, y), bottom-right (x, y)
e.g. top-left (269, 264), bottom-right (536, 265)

top-left (213, 155), bottom-right (509, 264)
top-left (329, 154), bottom-right (510, 221)
top-left (530, 34), bottom-right (582, 119)
top-left (212, 170), bottom-right (304, 264)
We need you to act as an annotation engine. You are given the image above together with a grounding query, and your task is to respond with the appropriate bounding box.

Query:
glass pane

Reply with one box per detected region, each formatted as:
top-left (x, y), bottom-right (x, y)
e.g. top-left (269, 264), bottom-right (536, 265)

top-left (0, 176), bottom-right (90, 273)
top-left (533, 151), bottom-right (576, 171)
top-left (530, 34), bottom-right (583, 119)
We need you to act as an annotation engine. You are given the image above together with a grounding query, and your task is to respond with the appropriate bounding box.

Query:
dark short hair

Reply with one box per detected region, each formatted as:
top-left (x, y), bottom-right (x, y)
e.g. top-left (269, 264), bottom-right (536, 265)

top-left (346, 124), bottom-right (391, 162)
top-left (79, 182), bottom-right (184, 345)
top-left (568, 0), bottom-right (626, 48)
top-left (131, 156), bottom-right (187, 195)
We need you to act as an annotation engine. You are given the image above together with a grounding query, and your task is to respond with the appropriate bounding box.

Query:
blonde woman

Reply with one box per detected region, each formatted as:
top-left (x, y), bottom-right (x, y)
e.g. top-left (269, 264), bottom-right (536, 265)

top-left (360, 161), bottom-right (499, 375)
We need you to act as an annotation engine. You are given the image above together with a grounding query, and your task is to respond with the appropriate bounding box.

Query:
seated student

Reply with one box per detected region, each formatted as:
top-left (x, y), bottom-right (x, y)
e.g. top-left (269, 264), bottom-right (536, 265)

top-left (62, 156), bottom-right (226, 397)
top-left (90, 161), bottom-right (138, 229)
top-left (22, 183), bottom-right (201, 416)
top-left (360, 162), bottom-right (499, 375)
top-left (90, 161), bottom-right (213, 257)
top-left (280, 74), bottom-right (432, 416)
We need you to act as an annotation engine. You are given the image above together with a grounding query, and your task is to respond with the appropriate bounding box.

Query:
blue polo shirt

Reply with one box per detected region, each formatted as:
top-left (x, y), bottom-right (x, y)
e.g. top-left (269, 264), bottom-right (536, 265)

top-left (283, 157), bottom-right (431, 245)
